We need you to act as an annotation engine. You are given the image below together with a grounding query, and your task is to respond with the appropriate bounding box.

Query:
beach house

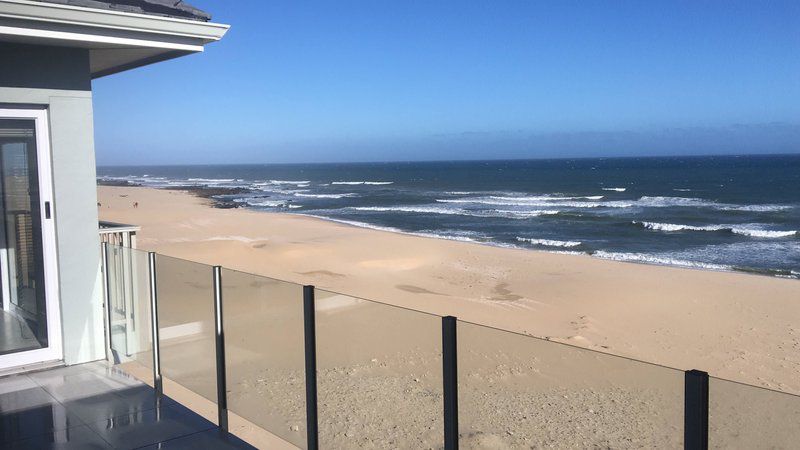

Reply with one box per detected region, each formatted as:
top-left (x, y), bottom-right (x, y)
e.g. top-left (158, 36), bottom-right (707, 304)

top-left (0, 1), bottom-right (249, 448)
top-left (0, 0), bottom-right (226, 374)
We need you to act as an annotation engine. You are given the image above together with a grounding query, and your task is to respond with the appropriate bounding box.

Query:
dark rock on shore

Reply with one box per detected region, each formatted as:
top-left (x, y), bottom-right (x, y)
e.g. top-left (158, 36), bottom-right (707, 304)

top-left (97, 180), bottom-right (254, 209)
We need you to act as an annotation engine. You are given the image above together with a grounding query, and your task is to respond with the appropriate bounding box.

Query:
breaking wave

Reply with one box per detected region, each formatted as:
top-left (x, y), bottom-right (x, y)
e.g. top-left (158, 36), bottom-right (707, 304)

top-left (489, 195), bottom-right (604, 201)
top-left (637, 196), bottom-right (792, 211)
top-left (351, 206), bottom-right (562, 219)
top-left (234, 198), bottom-right (299, 209)
top-left (187, 178), bottom-right (236, 182)
top-left (602, 187), bottom-right (626, 192)
top-left (331, 181), bottom-right (394, 185)
top-left (635, 221), bottom-right (797, 238)
top-left (437, 198), bottom-right (631, 208)
top-left (352, 206), bottom-right (464, 215)
top-left (592, 251), bottom-right (732, 271)
top-left (516, 237), bottom-right (582, 248)
top-left (266, 180), bottom-right (311, 185)
top-left (295, 193), bottom-right (358, 199)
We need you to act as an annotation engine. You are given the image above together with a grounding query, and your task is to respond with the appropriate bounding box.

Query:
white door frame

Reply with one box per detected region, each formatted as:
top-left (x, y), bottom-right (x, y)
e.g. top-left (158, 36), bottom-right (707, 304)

top-left (0, 108), bottom-right (63, 368)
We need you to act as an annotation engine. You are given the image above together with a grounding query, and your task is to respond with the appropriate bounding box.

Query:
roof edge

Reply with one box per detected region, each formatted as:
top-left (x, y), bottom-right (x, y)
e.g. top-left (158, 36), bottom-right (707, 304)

top-left (1, 0), bottom-right (229, 41)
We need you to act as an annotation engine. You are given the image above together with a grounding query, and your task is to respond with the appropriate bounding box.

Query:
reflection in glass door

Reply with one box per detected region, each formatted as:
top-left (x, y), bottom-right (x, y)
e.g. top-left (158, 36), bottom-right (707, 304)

top-left (0, 110), bottom-right (61, 368)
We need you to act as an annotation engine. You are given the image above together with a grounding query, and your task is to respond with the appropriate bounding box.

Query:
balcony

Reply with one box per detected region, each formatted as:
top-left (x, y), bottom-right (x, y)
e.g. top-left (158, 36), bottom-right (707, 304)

top-left (95, 243), bottom-right (800, 449)
top-left (0, 361), bottom-right (254, 449)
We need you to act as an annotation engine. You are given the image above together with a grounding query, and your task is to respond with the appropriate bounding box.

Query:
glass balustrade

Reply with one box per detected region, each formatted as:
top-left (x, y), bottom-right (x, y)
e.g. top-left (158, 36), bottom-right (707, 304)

top-left (102, 245), bottom-right (800, 449)
top-left (315, 289), bottom-right (443, 449)
top-left (221, 268), bottom-right (307, 449)
top-left (155, 254), bottom-right (217, 405)
top-left (458, 320), bottom-right (685, 448)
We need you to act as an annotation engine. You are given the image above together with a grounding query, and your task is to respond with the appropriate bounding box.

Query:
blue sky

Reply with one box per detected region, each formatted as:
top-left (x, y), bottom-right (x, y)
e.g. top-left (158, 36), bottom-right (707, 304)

top-left (93, 1), bottom-right (800, 165)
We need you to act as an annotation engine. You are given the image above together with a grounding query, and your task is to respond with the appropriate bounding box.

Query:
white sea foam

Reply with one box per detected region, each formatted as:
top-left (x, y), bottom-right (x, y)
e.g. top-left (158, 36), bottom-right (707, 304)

top-left (717, 204), bottom-right (793, 212)
top-left (353, 206), bottom-right (464, 215)
top-left (307, 213), bottom-right (483, 242)
top-left (187, 178), bottom-right (235, 182)
top-left (636, 221), bottom-right (797, 238)
top-left (305, 216), bottom-right (402, 233)
top-left (331, 181), bottom-right (394, 185)
top-left (488, 195), bottom-right (604, 202)
top-left (494, 209), bottom-right (561, 218)
top-left (731, 228), bottom-right (797, 238)
top-left (295, 193), bottom-right (357, 199)
top-left (602, 187), bottom-right (627, 192)
top-left (593, 251), bottom-right (731, 271)
top-left (351, 205), bottom-right (561, 219)
top-left (235, 198), bottom-right (297, 208)
top-left (437, 198), bottom-right (632, 208)
top-left (410, 231), bottom-right (481, 243)
top-left (673, 188), bottom-right (693, 192)
top-left (516, 237), bottom-right (582, 248)
top-left (268, 180), bottom-right (311, 185)
top-left (636, 196), bottom-right (792, 212)
top-left (636, 196), bottom-right (711, 207)
top-left (636, 221), bottom-right (727, 232)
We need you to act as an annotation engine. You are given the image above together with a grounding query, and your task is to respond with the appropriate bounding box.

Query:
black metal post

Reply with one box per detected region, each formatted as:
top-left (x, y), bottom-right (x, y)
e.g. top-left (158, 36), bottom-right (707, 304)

top-left (303, 285), bottom-right (319, 450)
top-left (442, 316), bottom-right (458, 450)
top-left (684, 369), bottom-right (709, 450)
top-left (148, 251), bottom-right (163, 398)
top-left (213, 266), bottom-right (229, 431)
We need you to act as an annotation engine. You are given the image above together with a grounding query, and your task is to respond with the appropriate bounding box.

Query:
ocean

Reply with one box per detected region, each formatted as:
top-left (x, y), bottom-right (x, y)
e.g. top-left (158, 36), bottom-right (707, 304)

top-left (98, 154), bottom-right (800, 279)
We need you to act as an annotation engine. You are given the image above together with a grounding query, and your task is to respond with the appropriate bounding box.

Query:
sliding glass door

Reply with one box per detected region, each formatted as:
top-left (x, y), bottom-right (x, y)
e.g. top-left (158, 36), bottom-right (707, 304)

top-left (0, 109), bottom-right (61, 368)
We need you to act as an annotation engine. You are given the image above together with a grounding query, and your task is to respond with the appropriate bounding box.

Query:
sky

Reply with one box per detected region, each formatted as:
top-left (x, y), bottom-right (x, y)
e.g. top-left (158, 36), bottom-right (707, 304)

top-left (93, 1), bottom-right (800, 165)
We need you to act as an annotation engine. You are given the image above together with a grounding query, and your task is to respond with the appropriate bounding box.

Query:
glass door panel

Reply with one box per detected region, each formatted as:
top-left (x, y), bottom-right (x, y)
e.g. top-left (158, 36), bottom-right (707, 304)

top-left (0, 111), bottom-right (60, 366)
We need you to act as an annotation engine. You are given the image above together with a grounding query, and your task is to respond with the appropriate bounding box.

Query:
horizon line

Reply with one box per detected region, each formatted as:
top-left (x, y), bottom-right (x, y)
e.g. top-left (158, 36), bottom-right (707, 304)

top-left (97, 151), bottom-right (800, 168)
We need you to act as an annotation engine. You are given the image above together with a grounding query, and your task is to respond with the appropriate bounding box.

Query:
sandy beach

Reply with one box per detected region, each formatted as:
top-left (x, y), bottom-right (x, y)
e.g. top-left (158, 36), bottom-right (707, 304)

top-left (99, 185), bottom-right (800, 448)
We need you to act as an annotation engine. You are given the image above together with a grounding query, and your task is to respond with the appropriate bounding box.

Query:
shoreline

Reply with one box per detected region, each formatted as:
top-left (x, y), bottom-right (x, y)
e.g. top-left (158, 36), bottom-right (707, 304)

top-left (99, 180), bottom-right (799, 280)
top-left (98, 185), bottom-right (800, 396)
top-left (299, 212), bottom-right (800, 280)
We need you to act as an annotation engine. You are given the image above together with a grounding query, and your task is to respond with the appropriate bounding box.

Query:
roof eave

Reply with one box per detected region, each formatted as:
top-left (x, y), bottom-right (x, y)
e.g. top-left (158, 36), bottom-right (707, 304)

top-left (0, 0), bottom-right (229, 78)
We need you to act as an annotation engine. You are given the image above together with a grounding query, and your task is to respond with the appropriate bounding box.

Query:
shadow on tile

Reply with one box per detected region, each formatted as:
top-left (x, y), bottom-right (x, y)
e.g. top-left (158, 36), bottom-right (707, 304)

top-left (139, 428), bottom-right (258, 449)
top-left (2, 424), bottom-right (112, 449)
top-left (86, 403), bottom-right (216, 449)
top-left (0, 385), bottom-right (85, 444)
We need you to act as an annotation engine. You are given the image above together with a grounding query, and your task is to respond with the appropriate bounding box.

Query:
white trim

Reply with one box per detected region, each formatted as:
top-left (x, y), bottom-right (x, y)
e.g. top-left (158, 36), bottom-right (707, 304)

top-left (0, 108), bottom-right (63, 369)
top-left (0, 24), bottom-right (204, 52)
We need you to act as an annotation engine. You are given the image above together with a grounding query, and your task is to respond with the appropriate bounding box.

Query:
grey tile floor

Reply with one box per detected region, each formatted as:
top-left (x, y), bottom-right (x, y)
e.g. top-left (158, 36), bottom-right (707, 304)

top-left (0, 361), bottom-right (255, 449)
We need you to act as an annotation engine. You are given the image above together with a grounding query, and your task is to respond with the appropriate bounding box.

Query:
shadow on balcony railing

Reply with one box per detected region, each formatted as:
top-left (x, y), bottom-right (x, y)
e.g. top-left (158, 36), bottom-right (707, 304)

top-left (100, 242), bottom-right (800, 450)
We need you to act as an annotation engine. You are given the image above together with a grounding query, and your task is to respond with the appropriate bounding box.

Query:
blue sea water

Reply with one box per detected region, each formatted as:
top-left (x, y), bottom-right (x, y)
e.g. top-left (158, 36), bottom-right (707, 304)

top-left (98, 155), bottom-right (800, 278)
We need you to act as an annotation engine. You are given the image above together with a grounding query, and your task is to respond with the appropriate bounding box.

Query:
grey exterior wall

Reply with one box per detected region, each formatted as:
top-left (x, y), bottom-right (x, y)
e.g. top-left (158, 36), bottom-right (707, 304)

top-left (0, 43), bottom-right (104, 365)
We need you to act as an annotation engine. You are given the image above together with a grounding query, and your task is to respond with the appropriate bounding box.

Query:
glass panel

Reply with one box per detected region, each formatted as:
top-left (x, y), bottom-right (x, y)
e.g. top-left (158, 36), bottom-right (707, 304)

top-left (315, 290), bottom-right (443, 448)
top-left (222, 269), bottom-right (306, 449)
top-left (106, 245), bottom-right (153, 378)
top-left (0, 119), bottom-right (48, 356)
top-left (458, 321), bottom-right (684, 448)
top-left (709, 377), bottom-right (800, 448)
top-left (156, 254), bottom-right (217, 404)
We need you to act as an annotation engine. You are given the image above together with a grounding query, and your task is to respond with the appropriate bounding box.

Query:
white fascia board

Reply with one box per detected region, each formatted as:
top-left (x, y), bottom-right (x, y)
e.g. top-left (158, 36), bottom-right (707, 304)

top-left (0, 24), bottom-right (203, 51)
top-left (0, 0), bottom-right (229, 45)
